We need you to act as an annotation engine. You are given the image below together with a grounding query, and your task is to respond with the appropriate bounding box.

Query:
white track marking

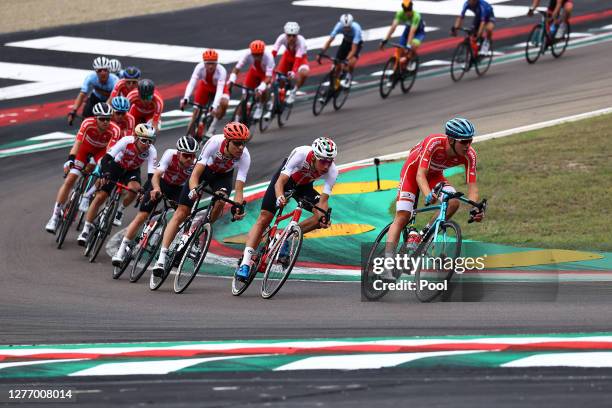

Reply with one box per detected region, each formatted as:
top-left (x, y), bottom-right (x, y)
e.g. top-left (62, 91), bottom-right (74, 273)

top-left (0, 62), bottom-right (89, 100)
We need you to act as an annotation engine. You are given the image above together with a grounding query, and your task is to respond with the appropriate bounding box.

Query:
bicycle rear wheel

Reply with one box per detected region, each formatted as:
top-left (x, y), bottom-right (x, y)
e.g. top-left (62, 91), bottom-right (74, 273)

top-left (451, 43), bottom-right (470, 82)
top-left (186, 106), bottom-right (202, 139)
top-left (312, 73), bottom-right (331, 116)
top-left (414, 220), bottom-right (462, 302)
top-left (112, 244), bottom-right (135, 280)
top-left (232, 229), bottom-right (270, 296)
top-left (261, 225), bottom-right (303, 299)
top-left (525, 25), bottom-right (544, 64)
top-left (475, 40), bottom-right (493, 76)
top-left (174, 222), bottom-right (212, 294)
top-left (379, 57), bottom-right (397, 99)
top-left (150, 222), bottom-right (188, 290)
top-left (130, 217), bottom-right (165, 282)
top-left (277, 89), bottom-right (293, 128)
top-left (259, 96), bottom-right (275, 133)
top-left (56, 183), bottom-right (82, 249)
top-left (551, 21), bottom-right (570, 58)
top-left (400, 55), bottom-right (419, 94)
top-left (332, 75), bottom-right (350, 111)
top-left (89, 199), bottom-right (118, 263)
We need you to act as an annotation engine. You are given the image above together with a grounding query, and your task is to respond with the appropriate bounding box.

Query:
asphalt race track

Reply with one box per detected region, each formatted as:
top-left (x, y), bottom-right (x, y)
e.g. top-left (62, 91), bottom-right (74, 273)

top-left (1, 1), bottom-right (612, 406)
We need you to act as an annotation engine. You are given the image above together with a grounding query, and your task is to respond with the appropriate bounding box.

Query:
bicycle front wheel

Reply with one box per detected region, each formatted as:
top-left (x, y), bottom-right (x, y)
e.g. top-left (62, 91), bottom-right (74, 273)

top-left (414, 220), bottom-right (462, 303)
top-left (130, 217), bottom-right (164, 282)
top-left (312, 73), bottom-right (331, 116)
top-left (261, 225), bottom-right (303, 299)
top-left (451, 43), bottom-right (470, 82)
top-left (379, 57), bottom-right (397, 99)
top-left (400, 55), bottom-right (419, 94)
top-left (332, 76), bottom-right (350, 111)
top-left (231, 230), bottom-right (270, 296)
top-left (475, 41), bottom-right (493, 76)
top-left (525, 25), bottom-right (544, 64)
top-left (277, 91), bottom-right (293, 128)
top-left (89, 200), bottom-right (118, 263)
top-left (259, 96), bottom-right (275, 133)
top-left (56, 184), bottom-right (82, 249)
top-left (174, 222), bottom-right (212, 294)
top-left (551, 22), bottom-right (570, 58)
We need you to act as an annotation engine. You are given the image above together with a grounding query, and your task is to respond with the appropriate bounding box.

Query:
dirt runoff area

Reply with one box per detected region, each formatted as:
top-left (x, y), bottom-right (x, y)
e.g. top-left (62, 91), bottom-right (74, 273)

top-left (0, 0), bottom-right (231, 34)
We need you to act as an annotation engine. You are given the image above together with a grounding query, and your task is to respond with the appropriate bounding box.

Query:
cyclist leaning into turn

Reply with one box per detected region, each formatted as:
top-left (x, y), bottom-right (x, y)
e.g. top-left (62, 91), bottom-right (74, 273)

top-left (383, 117), bottom-right (485, 281)
top-left (151, 122), bottom-right (251, 276)
top-left (528, 0), bottom-right (573, 36)
top-left (451, 0), bottom-right (495, 56)
top-left (318, 14), bottom-right (363, 88)
top-left (380, 0), bottom-right (426, 72)
top-left (235, 137), bottom-right (338, 281)
top-left (272, 21), bottom-right (310, 105)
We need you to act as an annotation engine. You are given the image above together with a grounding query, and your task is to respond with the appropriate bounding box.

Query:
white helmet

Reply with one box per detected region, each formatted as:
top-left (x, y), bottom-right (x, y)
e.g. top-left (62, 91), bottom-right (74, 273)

top-left (312, 137), bottom-right (337, 160)
top-left (176, 136), bottom-right (199, 153)
top-left (339, 13), bottom-right (354, 27)
top-left (92, 56), bottom-right (110, 70)
top-left (134, 123), bottom-right (156, 142)
top-left (284, 21), bottom-right (300, 35)
top-left (92, 102), bottom-right (112, 117)
top-left (108, 58), bottom-right (122, 74)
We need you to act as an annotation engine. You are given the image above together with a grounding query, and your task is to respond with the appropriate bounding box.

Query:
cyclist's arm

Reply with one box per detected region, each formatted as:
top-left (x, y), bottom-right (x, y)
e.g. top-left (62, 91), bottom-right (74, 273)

top-left (529, 0), bottom-right (540, 10)
top-left (407, 24), bottom-right (418, 45)
top-left (275, 173), bottom-right (289, 200)
top-left (321, 36), bottom-right (334, 54)
top-left (551, 1), bottom-right (562, 19)
top-left (72, 92), bottom-right (87, 114)
top-left (416, 167), bottom-right (432, 198)
top-left (347, 43), bottom-right (358, 60)
top-left (146, 146), bottom-right (157, 175)
top-left (467, 182), bottom-right (479, 203)
top-left (477, 20), bottom-right (486, 38)
top-left (212, 68), bottom-right (227, 109)
top-left (383, 20), bottom-right (400, 42)
top-left (151, 169), bottom-right (163, 193)
top-left (69, 139), bottom-right (83, 157)
top-left (234, 180), bottom-right (245, 208)
top-left (184, 63), bottom-right (203, 101)
top-left (152, 94), bottom-right (164, 129)
top-left (189, 163), bottom-right (205, 191)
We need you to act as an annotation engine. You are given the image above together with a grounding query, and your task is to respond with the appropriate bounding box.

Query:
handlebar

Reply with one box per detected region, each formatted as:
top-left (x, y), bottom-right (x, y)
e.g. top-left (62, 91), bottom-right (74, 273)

top-left (428, 182), bottom-right (487, 223)
top-left (317, 54), bottom-right (348, 66)
top-left (388, 42), bottom-right (412, 50)
top-left (195, 184), bottom-right (245, 222)
top-left (282, 189), bottom-right (332, 226)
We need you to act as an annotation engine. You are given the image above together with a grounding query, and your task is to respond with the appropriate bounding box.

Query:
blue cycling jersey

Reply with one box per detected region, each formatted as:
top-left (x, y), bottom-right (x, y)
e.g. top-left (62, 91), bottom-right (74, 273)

top-left (330, 21), bottom-right (363, 44)
top-left (461, 0), bottom-right (494, 22)
top-left (80, 72), bottom-right (119, 99)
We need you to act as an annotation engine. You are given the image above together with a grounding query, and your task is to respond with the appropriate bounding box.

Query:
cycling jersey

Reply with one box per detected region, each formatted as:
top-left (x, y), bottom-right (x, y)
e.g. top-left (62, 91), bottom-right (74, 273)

top-left (330, 21), bottom-right (363, 44)
top-left (183, 63), bottom-right (228, 109)
top-left (272, 34), bottom-right (309, 74)
top-left (197, 134), bottom-right (250, 183)
top-left (80, 72), bottom-right (119, 100)
top-left (235, 50), bottom-right (275, 89)
top-left (548, 0), bottom-right (572, 11)
top-left (109, 78), bottom-right (139, 99)
top-left (126, 89), bottom-right (164, 126)
top-left (76, 117), bottom-right (121, 149)
top-left (461, 0), bottom-right (495, 23)
top-left (107, 135), bottom-right (157, 173)
top-left (281, 146), bottom-right (338, 195)
top-left (157, 149), bottom-right (194, 186)
top-left (395, 9), bottom-right (426, 34)
top-left (107, 112), bottom-right (136, 149)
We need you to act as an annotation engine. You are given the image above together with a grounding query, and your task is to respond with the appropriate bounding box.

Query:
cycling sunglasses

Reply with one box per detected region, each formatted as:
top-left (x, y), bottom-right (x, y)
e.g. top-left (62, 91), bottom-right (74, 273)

top-left (286, 34), bottom-right (297, 38)
top-left (96, 69), bottom-right (109, 73)
top-left (138, 138), bottom-right (153, 145)
top-left (318, 158), bottom-right (334, 165)
top-left (180, 152), bottom-right (197, 160)
top-left (97, 117), bottom-right (111, 122)
top-left (457, 139), bottom-right (473, 145)
top-left (231, 140), bottom-right (247, 147)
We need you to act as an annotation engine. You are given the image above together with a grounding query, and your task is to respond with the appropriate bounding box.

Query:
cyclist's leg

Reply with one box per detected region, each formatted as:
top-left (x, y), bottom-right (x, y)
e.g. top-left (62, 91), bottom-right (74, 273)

top-left (387, 159), bottom-right (419, 253)
top-left (347, 41), bottom-right (363, 75)
top-left (208, 169), bottom-right (234, 223)
top-left (296, 56), bottom-right (310, 89)
top-left (563, 0), bottom-right (573, 22)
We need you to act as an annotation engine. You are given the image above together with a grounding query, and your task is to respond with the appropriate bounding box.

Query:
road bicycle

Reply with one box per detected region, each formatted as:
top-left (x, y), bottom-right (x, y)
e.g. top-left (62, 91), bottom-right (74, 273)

top-left (149, 184), bottom-right (243, 291)
top-left (450, 27), bottom-right (493, 82)
top-left (229, 83), bottom-right (259, 135)
top-left (259, 71), bottom-right (295, 132)
top-left (55, 168), bottom-right (95, 249)
top-left (232, 190), bottom-right (331, 299)
top-left (184, 99), bottom-right (214, 142)
top-left (525, 9), bottom-right (571, 64)
top-left (312, 54), bottom-right (352, 116)
top-left (379, 42), bottom-right (420, 99)
top-left (363, 182), bottom-right (487, 302)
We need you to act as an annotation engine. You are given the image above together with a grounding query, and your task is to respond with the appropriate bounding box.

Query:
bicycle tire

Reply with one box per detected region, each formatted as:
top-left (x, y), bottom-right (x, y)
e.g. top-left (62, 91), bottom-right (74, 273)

top-left (261, 225), bottom-right (303, 299)
top-left (400, 55), bottom-right (419, 94)
top-left (174, 222), bottom-right (212, 294)
top-left (332, 75), bottom-right (350, 111)
top-left (551, 21), bottom-right (570, 58)
top-left (232, 229), bottom-right (270, 296)
top-left (414, 220), bottom-right (462, 303)
top-left (89, 196), bottom-right (119, 263)
top-left (312, 73), bottom-right (331, 116)
top-left (150, 221), bottom-right (190, 290)
top-left (451, 42), bottom-right (470, 82)
top-left (130, 216), bottom-right (165, 283)
top-left (259, 95), bottom-right (275, 133)
top-left (475, 40), bottom-right (493, 76)
top-left (379, 57), bottom-right (397, 99)
top-left (112, 245), bottom-right (134, 280)
top-left (186, 106), bottom-right (203, 139)
top-left (83, 204), bottom-right (106, 257)
top-left (56, 182), bottom-right (82, 249)
top-left (277, 88), bottom-right (293, 128)
top-left (525, 24), bottom-right (544, 64)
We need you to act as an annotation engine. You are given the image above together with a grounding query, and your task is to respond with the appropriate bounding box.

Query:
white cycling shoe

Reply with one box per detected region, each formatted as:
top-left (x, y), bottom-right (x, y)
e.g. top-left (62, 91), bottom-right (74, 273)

top-left (79, 196), bottom-right (90, 213)
top-left (253, 106), bottom-right (263, 120)
top-left (77, 229), bottom-right (90, 246)
top-left (113, 211), bottom-right (124, 227)
top-left (45, 216), bottom-right (59, 234)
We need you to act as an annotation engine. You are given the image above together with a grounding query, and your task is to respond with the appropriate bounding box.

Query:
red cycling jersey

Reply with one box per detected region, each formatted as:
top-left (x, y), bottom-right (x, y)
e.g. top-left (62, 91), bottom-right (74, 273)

top-left (109, 78), bottom-right (139, 99)
top-left (107, 112), bottom-right (136, 149)
top-left (74, 117), bottom-right (121, 168)
top-left (127, 89), bottom-right (164, 126)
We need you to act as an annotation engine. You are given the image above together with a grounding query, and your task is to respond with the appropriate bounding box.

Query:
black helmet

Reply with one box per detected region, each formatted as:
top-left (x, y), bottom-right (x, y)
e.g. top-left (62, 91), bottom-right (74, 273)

top-left (138, 79), bottom-right (155, 100)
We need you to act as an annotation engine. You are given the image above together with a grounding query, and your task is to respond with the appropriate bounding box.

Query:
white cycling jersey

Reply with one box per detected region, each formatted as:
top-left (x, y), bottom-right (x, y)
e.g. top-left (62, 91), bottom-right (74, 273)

top-left (235, 50), bottom-right (275, 77)
top-left (281, 146), bottom-right (337, 195)
top-left (197, 134), bottom-right (251, 183)
top-left (183, 63), bottom-right (228, 109)
top-left (272, 33), bottom-right (308, 58)
top-left (107, 136), bottom-right (157, 173)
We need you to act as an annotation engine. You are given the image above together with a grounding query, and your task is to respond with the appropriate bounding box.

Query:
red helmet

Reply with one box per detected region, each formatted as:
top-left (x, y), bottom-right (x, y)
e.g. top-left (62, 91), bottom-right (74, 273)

top-left (202, 49), bottom-right (218, 62)
top-left (249, 40), bottom-right (266, 55)
top-left (223, 122), bottom-right (250, 141)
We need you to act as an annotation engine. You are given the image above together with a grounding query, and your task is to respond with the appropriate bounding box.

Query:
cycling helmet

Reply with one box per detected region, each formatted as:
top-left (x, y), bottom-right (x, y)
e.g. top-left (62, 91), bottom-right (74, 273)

top-left (111, 96), bottom-right (130, 113)
top-left (223, 122), bottom-right (250, 141)
top-left (138, 79), bottom-right (155, 100)
top-left (402, 0), bottom-right (413, 11)
top-left (249, 40), bottom-right (266, 55)
top-left (108, 58), bottom-right (122, 74)
top-left (203, 49), bottom-right (219, 62)
top-left (284, 21), bottom-right (300, 35)
top-left (176, 136), bottom-right (199, 153)
top-left (339, 13), bottom-right (354, 27)
top-left (92, 102), bottom-right (112, 117)
top-left (92, 56), bottom-right (110, 70)
top-left (312, 137), bottom-right (337, 160)
top-left (445, 117), bottom-right (475, 139)
top-left (134, 123), bottom-right (156, 142)
top-left (123, 66), bottom-right (141, 79)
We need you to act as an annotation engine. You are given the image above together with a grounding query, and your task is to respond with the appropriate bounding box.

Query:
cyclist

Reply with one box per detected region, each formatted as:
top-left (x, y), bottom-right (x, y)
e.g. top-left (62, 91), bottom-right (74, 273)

top-left (109, 59), bottom-right (122, 78)
top-left (528, 0), bottom-right (573, 36)
top-left (383, 117), bottom-right (484, 281)
top-left (318, 14), bottom-right (363, 88)
top-left (77, 124), bottom-right (158, 246)
top-left (127, 79), bottom-right (164, 130)
top-left (380, 0), bottom-right (426, 72)
top-left (112, 136), bottom-right (199, 266)
top-left (109, 66), bottom-right (142, 99)
top-left (451, 0), bottom-right (495, 56)
top-left (151, 122), bottom-right (251, 276)
top-left (108, 96), bottom-right (136, 144)
top-left (272, 21), bottom-right (309, 105)
top-left (45, 103), bottom-right (120, 234)
top-left (68, 56), bottom-right (119, 124)
top-left (228, 40), bottom-right (274, 121)
top-left (180, 49), bottom-right (230, 139)
top-left (235, 137), bottom-right (338, 281)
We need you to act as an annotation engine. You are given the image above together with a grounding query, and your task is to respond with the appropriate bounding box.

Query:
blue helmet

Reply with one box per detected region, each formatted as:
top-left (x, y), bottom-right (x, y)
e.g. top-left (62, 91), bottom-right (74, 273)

top-left (123, 66), bottom-right (141, 79)
top-left (445, 117), bottom-right (475, 139)
top-left (111, 96), bottom-right (130, 113)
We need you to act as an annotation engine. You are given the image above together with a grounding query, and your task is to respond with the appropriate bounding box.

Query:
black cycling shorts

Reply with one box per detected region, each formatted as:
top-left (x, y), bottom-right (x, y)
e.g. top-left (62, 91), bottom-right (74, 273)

top-left (177, 166), bottom-right (234, 208)
top-left (335, 40), bottom-right (363, 61)
top-left (139, 179), bottom-right (182, 213)
top-left (100, 161), bottom-right (141, 194)
top-left (261, 160), bottom-right (320, 214)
